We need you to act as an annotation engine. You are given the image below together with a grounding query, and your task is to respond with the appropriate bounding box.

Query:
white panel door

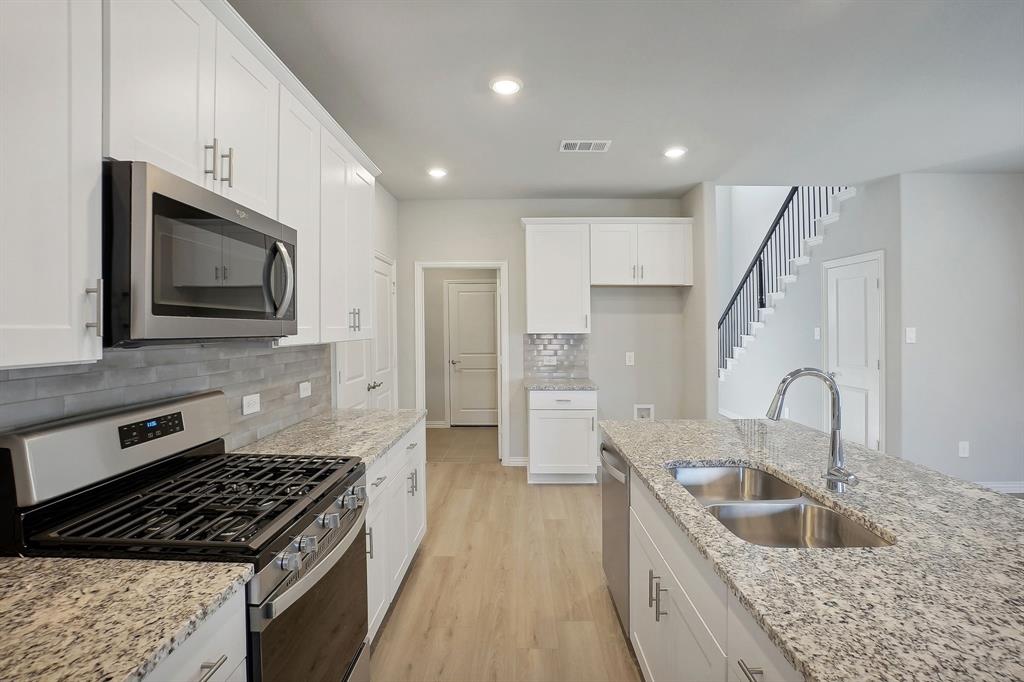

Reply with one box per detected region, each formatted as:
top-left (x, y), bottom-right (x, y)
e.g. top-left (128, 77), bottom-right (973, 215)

top-left (447, 282), bottom-right (498, 426)
top-left (319, 132), bottom-right (350, 343)
top-left (346, 164), bottom-right (375, 340)
top-left (277, 86), bottom-right (321, 346)
top-left (591, 223), bottom-right (637, 285)
top-left (370, 256), bottom-right (397, 408)
top-left (214, 23), bottom-right (279, 216)
top-left (825, 256), bottom-right (882, 449)
top-left (0, 0), bottom-right (103, 368)
top-left (637, 223), bottom-right (693, 285)
top-left (656, 569), bottom-right (728, 682)
top-left (525, 224), bottom-right (591, 333)
top-left (629, 512), bottom-right (661, 682)
top-left (528, 409), bottom-right (596, 475)
top-left (384, 470), bottom-right (411, 600)
top-left (106, 0), bottom-right (216, 188)
top-left (337, 340), bottom-right (372, 409)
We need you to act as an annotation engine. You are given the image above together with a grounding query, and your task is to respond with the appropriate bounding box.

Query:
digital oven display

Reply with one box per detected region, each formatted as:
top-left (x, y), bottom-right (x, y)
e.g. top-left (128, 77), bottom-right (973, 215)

top-left (117, 411), bottom-right (184, 449)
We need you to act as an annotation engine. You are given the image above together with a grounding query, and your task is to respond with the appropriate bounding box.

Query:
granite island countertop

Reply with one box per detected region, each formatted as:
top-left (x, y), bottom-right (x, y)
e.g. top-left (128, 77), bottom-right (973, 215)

top-left (234, 408), bottom-right (426, 467)
top-left (524, 377), bottom-right (598, 391)
top-left (600, 418), bottom-right (1024, 682)
top-left (0, 557), bottom-right (252, 682)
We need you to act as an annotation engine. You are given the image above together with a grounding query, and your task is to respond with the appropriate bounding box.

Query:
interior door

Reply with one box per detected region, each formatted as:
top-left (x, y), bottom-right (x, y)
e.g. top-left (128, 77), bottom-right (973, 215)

top-left (370, 256), bottom-right (397, 408)
top-left (637, 223), bottom-right (692, 285)
top-left (591, 223), bottom-right (637, 285)
top-left (214, 22), bottom-right (279, 216)
top-left (447, 282), bottom-right (498, 426)
top-left (825, 256), bottom-right (882, 449)
top-left (106, 0), bottom-right (216, 188)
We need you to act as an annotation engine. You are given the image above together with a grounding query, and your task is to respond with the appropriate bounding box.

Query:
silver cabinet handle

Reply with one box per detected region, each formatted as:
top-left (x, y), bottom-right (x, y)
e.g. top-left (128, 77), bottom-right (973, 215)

top-left (222, 265), bottom-right (230, 281)
top-left (198, 654), bottom-right (228, 682)
top-left (204, 138), bottom-right (220, 181)
top-left (641, 264), bottom-right (645, 280)
top-left (413, 469), bottom-right (419, 493)
top-left (406, 442), bottom-right (418, 449)
top-left (353, 307), bottom-right (361, 331)
top-left (737, 660), bottom-right (764, 682)
top-left (655, 580), bottom-right (668, 621)
top-left (366, 527), bottom-right (374, 559)
top-left (220, 146), bottom-right (234, 187)
top-left (591, 416), bottom-right (595, 431)
top-left (648, 569), bottom-right (657, 608)
top-left (407, 471), bottom-right (415, 495)
top-left (584, 313), bottom-right (589, 329)
top-left (555, 399), bottom-right (571, 403)
top-left (349, 310), bottom-right (356, 331)
top-left (85, 278), bottom-right (102, 338)
top-left (371, 475), bottom-right (387, 487)
top-left (632, 264), bottom-right (636, 280)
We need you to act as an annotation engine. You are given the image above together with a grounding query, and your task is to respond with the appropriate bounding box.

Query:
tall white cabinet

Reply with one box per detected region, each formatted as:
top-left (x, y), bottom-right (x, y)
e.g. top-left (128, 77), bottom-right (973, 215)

top-left (0, 0), bottom-right (103, 368)
top-left (523, 223), bottom-right (591, 333)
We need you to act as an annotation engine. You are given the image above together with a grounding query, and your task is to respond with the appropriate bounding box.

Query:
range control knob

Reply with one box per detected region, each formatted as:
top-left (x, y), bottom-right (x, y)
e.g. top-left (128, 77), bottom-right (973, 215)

top-left (295, 535), bottom-right (319, 553)
top-left (339, 493), bottom-right (362, 510)
top-left (277, 551), bottom-right (302, 571)
top-left (319, 512), bottom-right (342, 529)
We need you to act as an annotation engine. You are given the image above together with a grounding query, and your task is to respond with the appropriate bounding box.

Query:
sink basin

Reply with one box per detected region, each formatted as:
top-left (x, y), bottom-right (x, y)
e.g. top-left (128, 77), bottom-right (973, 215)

top-left (668, 466), bottom-right (802, 503)
top-left (706, 502), bottom-right (892, 548)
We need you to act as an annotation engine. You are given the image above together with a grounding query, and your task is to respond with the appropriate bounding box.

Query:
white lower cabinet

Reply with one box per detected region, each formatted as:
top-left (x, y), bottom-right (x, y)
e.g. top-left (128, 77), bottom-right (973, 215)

top-left (527, 391), bottom-right (598, 484)
top-left (364, 419), bottom-right (427, 643)
top-left (629, 474), bottom-right (800, 682)
top-left (141, 589), bottom-right (246, 681)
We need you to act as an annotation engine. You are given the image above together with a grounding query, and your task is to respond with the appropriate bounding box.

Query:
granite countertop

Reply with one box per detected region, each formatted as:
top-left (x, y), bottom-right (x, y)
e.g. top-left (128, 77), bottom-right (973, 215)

top-left (0, 557), bottom-right (252, 682)
top-left (235, 408), bottom-right (426, 466)
top-left (600, 418), bottom-right (1024, 682)
top-left (524, 377), bottom-right (599, 391)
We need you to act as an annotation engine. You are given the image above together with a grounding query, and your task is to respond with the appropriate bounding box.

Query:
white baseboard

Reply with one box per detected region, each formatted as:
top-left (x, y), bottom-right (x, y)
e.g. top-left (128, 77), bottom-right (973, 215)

top-left (503, 456), bottom-right (527, 467)
top-left (975, 481), bottom-right (1024, 494)
top-left (426, 421), bottom-right (449, 429)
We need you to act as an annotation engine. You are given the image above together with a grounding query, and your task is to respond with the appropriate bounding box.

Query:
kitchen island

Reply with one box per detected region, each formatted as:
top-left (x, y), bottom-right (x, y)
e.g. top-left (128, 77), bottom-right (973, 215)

top-left (600, 418), bottom-right (1024, 682)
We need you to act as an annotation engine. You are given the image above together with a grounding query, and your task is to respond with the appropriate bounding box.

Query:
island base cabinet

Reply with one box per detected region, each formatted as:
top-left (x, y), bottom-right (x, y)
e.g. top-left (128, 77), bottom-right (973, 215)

top-left (726, 593), bottom-right (802, 682)
top-left (141, 589), bottom-right (246, 681)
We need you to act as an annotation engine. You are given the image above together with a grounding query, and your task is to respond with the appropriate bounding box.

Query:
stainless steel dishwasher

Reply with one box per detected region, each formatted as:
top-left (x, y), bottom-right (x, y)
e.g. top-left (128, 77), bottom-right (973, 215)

top-left (600, 442), bottom-right (630, 635)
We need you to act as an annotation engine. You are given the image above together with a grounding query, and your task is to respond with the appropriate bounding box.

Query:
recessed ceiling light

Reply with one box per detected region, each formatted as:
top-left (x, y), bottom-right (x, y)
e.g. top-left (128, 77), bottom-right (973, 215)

top-left (490, 77), bottom-right (522, 96)
top-left (664, 146), bottom-right (688, 159)
top-left (428, 167), bottom-right (447, 179)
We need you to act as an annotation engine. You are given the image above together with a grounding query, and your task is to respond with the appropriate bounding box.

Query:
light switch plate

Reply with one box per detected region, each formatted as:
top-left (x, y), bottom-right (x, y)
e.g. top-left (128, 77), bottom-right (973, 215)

top-left (242, 393), bottom-right (261, 416)
top-left (299, 381), bottom-right (312, 398)
top-left (958, 441), bottom-right (970, 458)
top-left (625, 351), bottom-right (635, 367)
top-left (905, 327), bottom-right (917, 344)
top-left (813, 327), bottom-right (821, 340)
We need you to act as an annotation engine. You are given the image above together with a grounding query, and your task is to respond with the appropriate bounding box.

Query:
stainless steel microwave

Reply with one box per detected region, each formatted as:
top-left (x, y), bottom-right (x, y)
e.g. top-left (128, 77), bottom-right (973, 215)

top-left (103, 160), bottom-right (297, 346)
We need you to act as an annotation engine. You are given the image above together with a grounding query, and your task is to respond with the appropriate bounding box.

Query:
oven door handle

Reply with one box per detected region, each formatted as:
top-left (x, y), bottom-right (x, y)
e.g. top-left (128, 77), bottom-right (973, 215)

top-left (249, 504), bottom-right (367, 632)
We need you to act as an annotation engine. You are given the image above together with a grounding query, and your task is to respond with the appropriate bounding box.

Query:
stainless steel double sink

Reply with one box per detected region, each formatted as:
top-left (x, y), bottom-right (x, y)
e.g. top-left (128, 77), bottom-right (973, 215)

top-left (668, 466), bottom-right (892, 548)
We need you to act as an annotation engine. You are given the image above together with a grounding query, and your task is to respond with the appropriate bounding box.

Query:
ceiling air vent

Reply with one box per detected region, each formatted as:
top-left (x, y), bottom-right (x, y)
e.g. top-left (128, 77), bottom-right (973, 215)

top-left (560, 139), bottom-right (612, 153)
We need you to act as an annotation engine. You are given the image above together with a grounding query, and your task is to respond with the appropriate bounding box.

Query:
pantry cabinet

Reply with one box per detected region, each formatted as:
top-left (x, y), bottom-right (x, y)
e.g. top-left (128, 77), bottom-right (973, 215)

top-left (523, 223), bottom-right (591, 333)
top-left (0, 0), bottom-right (103, 369)
top-left (276, 87), bottom-right (321, 347)
top-left (590, 220), bottom-right (693, 286)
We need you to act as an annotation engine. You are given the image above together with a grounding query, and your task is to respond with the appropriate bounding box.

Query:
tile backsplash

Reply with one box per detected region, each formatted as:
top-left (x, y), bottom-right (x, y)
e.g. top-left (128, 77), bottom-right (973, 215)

top-left (524, 334), bottom-right (590, 379)
top-left (0, 342), bottom-right (331, 451)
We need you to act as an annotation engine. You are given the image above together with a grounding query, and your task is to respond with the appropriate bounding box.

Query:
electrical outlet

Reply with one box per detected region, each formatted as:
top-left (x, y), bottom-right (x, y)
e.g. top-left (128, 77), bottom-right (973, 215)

top-left (813, 327), bottom-right (821, 341)
top-left (625, 351), bottom-right (635, 367)
top-left (783, 407), bottom-right (790, 419)
top-left (905, 327), bottom-right (917, 344)
top-left (958, 441), bottom-right (970, 458)
top-left (299, 381), bottom-right (312, 398)
top-left (543, 356), bottom-right (557, 366)
top-left (242, 393), bottom-right (261, 416)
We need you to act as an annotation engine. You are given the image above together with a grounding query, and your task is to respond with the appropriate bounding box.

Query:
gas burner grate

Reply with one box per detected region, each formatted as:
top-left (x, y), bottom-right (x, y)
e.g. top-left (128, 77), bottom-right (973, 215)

top-left (35, 454), bottom-right (353, 551)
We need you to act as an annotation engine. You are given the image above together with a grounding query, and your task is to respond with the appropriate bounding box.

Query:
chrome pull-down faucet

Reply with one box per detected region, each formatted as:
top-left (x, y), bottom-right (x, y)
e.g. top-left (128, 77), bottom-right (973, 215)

top-left (766, 368), bottom-right (859, 493)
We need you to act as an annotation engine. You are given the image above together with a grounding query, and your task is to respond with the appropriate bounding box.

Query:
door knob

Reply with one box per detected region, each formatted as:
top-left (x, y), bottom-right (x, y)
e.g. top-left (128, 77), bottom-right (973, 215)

top-left (450, 360), bottom-right (461, 365)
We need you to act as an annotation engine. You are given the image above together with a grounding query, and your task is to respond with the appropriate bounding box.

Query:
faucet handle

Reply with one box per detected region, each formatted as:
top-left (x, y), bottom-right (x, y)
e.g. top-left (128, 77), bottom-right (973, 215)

top-left (825, 467), bottom-right (859, 487)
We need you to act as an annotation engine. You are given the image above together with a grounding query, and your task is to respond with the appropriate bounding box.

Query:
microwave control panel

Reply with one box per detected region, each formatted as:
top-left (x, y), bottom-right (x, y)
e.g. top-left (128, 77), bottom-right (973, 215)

top-left (118, 411), bottom-right (184, 449)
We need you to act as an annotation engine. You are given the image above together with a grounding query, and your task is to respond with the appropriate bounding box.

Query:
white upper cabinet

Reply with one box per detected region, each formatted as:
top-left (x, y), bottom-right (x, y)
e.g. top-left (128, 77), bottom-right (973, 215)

top-left (106, 0), bottom-right (217, 188)
top-left (590, 220), bottom-right (693, 286)
top-left (0, 0), bottom-right (103, 368)
top-left (213, 23), bottom-right (279, 217)
top-left (524, 223), bottom-right (591, 334)
top-left (345, 164), bottom-right (375, 340)
top-left (277, 86), bottom-right (321, 347)
top-left (319, 131), bottom-right (350, 343)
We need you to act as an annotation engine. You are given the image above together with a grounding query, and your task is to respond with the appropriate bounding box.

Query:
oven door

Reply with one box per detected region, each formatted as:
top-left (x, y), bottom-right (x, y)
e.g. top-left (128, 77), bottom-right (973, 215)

top-left (249, 505), bottom-right (369, 682)
top-left (109, 161), bottom-right (298, 344)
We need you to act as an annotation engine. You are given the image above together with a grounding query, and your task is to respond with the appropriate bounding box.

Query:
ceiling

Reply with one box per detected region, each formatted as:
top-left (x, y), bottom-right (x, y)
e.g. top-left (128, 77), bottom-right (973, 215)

top-left (230, 0), bottom-right (1024, 200)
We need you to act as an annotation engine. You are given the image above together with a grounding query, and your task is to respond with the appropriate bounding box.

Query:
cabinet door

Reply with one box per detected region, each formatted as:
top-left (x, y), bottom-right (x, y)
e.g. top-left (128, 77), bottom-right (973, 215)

top-left (637, 223), bottom-right (693, 286)
top-left (345, 163), bottom-right (375, 339)
top-left (106, 0), bottom-right (216, 187)
top-left (629, 511), bottom-right (661, 682)
top-left (319, 131), bottom-right (350, 342)
top-left (0, 0), bottom-right (103, 368)
top-left (384, 467), bottom-right (411, 600)
top-left (277, 87), bottom-right (321, 346)
top-left (591, 223), bottom-right (637, 285)
top-left (214, 23), bottom-right (279, 216)
top-left (525, 224), bottom-right (591, 333)
top-left (727, 594), bottom-right (801, 682)
top-left (403, 439), bottom-right (427, 554)
top-left (528, 409), bottom-right (597, 475)
top-left (366, 502), bottom-right (389, 644)
top-left (656, 570), bottom-right (727, 682)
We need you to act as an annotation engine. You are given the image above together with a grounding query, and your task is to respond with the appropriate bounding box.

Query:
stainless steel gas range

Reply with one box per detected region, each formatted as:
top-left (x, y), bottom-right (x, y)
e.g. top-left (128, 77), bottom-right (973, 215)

top-left (0, 391), bottom-right (369, 682)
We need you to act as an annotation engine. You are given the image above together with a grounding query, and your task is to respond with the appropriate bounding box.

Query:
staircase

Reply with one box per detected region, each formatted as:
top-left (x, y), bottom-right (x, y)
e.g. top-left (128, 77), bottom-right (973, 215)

top-left (717, 186), bottom-right (855, 379)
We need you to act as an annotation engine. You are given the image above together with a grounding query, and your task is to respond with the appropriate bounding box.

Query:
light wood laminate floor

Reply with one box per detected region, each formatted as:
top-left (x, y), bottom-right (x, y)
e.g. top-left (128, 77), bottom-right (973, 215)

top-left (371, 427), bottom-right (641, 682)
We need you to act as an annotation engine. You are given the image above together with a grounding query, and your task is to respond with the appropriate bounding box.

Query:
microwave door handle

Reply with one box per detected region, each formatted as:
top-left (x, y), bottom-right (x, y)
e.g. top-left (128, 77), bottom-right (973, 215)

top-left (273, 241), bottom-right (295, 319)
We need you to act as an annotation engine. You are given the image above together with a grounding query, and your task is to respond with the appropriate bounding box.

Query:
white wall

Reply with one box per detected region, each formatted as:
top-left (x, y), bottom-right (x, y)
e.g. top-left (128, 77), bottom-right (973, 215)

top-left (396, 198), bottom-right (685, 459)
top-left (423, 268), bottom-right (497, 423)
top-left (679, 182), bottom-right (719, 419)
top-left (718, 186), bottom-right (793, 298)
top-left (899, 173), bottom-right (1024, 485)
